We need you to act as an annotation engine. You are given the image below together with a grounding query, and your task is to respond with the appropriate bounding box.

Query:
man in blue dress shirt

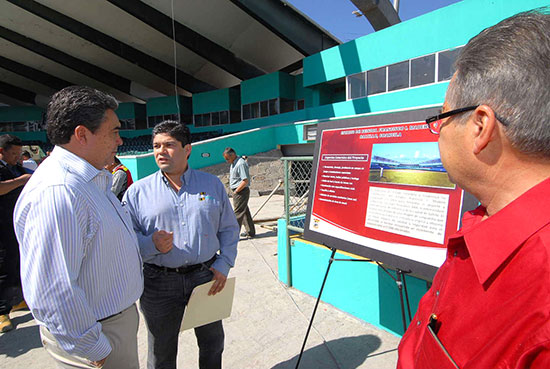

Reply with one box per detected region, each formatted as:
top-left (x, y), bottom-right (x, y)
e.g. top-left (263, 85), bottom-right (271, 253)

top-left (123, 121), bottom-right (239, 369)
top-left (14, 86), bottom-right (143, 369)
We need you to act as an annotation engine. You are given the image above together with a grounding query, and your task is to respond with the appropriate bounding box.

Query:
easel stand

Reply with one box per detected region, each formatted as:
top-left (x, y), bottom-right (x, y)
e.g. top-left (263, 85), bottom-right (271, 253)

top-left (294, 247), bottom-right (412, 369)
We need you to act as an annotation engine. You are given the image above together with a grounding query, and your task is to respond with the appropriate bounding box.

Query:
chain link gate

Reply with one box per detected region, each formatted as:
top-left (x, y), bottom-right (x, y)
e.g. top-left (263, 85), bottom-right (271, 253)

top-left (281, 156), bottom-right (313, 286)
top-left (282, 156), bottom-right (313, 232)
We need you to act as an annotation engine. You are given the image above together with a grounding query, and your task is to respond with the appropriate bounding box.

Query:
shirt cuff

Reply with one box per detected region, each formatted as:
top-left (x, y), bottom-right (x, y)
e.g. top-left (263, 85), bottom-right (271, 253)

top-left (138, 233), bottom-right (161, 260)
top-left (85, 332), bottom-right (112, 362)
top-left (211, 258), bottom-right (230, 276)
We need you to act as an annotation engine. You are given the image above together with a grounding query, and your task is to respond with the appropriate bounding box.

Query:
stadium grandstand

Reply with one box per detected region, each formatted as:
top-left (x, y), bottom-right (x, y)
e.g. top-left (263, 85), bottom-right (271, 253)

top-left (0, 0), bottom-right (545, 342)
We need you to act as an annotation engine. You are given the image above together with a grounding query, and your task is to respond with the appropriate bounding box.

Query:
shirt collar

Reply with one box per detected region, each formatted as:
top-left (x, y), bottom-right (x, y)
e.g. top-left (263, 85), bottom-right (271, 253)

top-left (182, 167), bottom-right (192, 185)
top-left (449, 178), bottom-right (550, 285)
top-left (51, 146), bottom-right (103, 183)
top-left (159, 167), bottom-right (192, 187)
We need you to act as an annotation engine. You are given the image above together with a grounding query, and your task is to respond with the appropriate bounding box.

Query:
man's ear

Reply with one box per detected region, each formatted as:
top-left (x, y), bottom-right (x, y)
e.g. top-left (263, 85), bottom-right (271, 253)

top-left (472, 105), bottom-right (498, 155)
top-left (73, 125), bottom-right (89, 145)
top-left (185, 143), bottom-right (192, 159)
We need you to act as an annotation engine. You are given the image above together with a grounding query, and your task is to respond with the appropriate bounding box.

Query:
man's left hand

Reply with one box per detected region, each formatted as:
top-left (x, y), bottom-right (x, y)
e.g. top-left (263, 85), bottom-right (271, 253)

top-left (208, 267), bottom-right (227, 296)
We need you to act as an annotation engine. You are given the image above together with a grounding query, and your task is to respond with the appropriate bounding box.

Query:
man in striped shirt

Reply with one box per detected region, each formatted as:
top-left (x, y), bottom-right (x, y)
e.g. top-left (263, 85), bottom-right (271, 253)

top-left (14, 86), bottom-right (143, 369)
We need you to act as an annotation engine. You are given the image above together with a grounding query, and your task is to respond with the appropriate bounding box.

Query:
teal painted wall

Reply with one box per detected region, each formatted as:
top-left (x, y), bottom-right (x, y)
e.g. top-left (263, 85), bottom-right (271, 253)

top-left (4, 131), bottom-right (47, 142)
top-left (279, 72), bottom-right (295, 100)
top-left (146, 95), bottom-right (192, 116)
top-left (116, 102), bottom-right (139, 120)
top-left (119, 154), bottom-right (157, 180)
top-left (228, 88), bottom-right (241, 111)
top-left (278, 235), bottom-right (429, 336)
top-left (303, 0), bottom-right (549, 87)
top-left (294, 74), bottom-right (314, 108)
top-left (241, 72), bottom-right (280, 104)
top-left (0, 106), bottom-right (44, 122)
top-left (121, 120), bottom-right (309, 180)
top-left (193, 88), bottom-right (231, 114)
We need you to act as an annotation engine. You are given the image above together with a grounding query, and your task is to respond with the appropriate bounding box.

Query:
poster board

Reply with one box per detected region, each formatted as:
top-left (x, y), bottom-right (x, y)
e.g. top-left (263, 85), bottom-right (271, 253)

top-left (304, 107), bottom-right (478, 281)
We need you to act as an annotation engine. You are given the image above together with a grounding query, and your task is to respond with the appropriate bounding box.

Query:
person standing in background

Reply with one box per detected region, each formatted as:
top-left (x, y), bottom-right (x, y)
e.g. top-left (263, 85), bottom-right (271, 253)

top-left (0, 134), bottom-right (31, 333)
top-left (223, 147), bottom-right (256, 239)
top-left (21, 151), bottom-right (37, 172)
top-left (105, 156), bottom-right (133, 200)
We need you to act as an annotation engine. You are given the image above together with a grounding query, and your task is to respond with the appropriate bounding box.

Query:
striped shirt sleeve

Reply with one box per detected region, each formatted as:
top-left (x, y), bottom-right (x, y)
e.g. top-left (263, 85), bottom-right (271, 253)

top-left (17, 184), bottom-right (112, 361)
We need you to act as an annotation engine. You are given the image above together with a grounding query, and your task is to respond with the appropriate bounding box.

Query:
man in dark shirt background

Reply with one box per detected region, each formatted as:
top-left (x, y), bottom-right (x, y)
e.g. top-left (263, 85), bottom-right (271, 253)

top-left (0, 134), bottom-right (31, 332)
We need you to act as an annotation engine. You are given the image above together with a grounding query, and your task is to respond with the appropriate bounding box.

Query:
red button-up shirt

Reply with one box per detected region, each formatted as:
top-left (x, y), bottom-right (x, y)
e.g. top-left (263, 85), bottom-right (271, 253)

top-left (397, 178), bottom-right (550, 369)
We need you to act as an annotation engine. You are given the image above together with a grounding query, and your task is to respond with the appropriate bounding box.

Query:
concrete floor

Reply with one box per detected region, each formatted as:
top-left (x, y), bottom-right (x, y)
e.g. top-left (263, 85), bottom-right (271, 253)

top-left (0, 195), bottom-right (400, 369)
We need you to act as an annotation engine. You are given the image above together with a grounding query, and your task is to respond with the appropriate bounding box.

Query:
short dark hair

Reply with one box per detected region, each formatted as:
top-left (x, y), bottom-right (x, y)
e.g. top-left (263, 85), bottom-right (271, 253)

top-left (0, 134), bottom-right (23, 150)
top-left (447, 8), bottom-right (550, 157)
top-left (152, 121), bottom-right (191, 147)
top-left (22, 151), bottom-right (31, 159)
top-left (223, 147), bottom-right (236, 156)
top-left (46, 86), bottom-right (118, 145)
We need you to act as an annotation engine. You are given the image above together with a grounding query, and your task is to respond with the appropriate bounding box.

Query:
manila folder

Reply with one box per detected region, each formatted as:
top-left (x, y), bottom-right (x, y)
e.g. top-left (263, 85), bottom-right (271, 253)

top-left (180, 277), bottom-right (236, 331)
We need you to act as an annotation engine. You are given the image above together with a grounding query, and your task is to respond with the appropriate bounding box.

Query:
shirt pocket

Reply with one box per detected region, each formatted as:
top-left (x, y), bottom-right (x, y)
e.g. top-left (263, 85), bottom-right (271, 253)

top-left (417, 326), bottom-right (460, 369)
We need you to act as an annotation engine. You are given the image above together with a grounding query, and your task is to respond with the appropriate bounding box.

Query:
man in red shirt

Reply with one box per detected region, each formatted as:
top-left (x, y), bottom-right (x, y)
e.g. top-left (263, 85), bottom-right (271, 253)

top-left (397, 9), bottom-right (550, 369)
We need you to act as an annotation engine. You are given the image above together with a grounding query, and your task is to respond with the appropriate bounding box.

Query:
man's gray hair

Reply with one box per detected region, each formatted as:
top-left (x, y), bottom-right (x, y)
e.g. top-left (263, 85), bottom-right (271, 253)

top-left (446, 8), bottom-right (550, 157)
top-left (46, 86), bottom-right (118, 145)
top-left (223, 147), bottom-right (236, 156)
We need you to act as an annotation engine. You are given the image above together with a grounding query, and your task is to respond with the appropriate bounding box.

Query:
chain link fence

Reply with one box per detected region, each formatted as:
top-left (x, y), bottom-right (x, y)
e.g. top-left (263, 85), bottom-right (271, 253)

top-left (282, 157), bottom-right (313, 232)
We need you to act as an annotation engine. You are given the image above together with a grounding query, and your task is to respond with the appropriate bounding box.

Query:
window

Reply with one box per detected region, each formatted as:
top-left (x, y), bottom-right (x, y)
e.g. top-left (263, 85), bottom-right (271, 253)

top-left (388, 61), bottom-right (409, 91)
top-left (411, 55), bottom-right (435, 87)
top-left (269, 99), bottom-right (278, 116)
top-left (211, 112), bottom-right (220, 126)
top-left (250, 102), bottom-right (259, 119)
top-left (120, 119), bottom-right (136, 130)
top-left (194, 114), bottom-right (202, 127)
top-left (230, 110), bottom-right (241, 123)
top-left (438, 47), bottom-right (462, 81)
top-left (220, 111), bottom-right (229, 125)
top-left (260, 101), bottom-right (269, 117)
top-left (347, 72), bottom-right (366, 99)
top-left (296, 99), bottom-right (305, 110)
top-left (201, 113), bottom-right (211, 126)
top-left (367, 67), bottom-right (386, 95)
top-left (242, 104), bottom-right (251, 120)
top-left (280, 98), bottom-right (295, 114)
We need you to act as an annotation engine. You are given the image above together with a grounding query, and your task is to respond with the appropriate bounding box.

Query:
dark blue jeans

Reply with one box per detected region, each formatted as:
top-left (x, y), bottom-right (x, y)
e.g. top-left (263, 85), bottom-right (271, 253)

top-left (140, 264), bottom-right (224, 369)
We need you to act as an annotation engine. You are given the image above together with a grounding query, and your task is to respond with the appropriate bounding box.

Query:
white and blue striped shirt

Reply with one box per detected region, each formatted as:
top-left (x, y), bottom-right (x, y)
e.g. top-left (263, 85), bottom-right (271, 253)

top-left (14, 146), bottom-right (143, 361)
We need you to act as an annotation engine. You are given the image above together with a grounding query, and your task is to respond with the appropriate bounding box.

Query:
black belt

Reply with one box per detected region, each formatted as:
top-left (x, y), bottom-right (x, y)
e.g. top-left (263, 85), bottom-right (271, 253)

top-left (144, 255), bottom-right (216, 275)
top-left (98, 303), bottom-right (134, 323)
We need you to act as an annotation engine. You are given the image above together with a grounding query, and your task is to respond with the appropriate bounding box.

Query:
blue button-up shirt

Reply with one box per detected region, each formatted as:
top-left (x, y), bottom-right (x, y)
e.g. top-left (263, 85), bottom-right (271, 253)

top-left (122, 168), bottom-right (239, 276)
top-left (14, 146), bottom-right (143, 361)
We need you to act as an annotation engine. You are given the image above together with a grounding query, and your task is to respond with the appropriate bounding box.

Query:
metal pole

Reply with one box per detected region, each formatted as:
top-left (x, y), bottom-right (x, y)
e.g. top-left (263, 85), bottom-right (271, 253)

top-left (393, 0), bottom-right (400, 13)
top-left (252, 180), bottom-right (283, 220)
top-left (396, 270), bottom-right (408, 332)
top-left (295, 248), bottom-right (337, 369)
top-left (284, 159), bottom-right (292, 287)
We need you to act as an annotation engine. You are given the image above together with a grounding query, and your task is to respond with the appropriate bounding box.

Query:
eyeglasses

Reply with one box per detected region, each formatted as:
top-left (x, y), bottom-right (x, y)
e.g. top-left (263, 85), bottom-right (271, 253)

top-left (426, 106), bottom-right (479, 134)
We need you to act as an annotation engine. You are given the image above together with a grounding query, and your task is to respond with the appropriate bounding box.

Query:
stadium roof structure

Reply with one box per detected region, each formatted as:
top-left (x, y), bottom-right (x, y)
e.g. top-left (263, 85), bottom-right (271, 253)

top-left (0, 0), bottom-right (341, 107)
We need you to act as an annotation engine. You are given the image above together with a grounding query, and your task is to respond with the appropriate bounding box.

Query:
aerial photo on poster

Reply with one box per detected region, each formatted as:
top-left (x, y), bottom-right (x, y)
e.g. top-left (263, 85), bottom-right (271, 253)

top-left (368, 142), bottom-right (455, 189)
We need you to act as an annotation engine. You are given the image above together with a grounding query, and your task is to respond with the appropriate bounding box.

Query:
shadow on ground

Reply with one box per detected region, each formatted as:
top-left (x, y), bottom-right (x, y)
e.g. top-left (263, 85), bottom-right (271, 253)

top-left (248, 230), bottom-right (277, 239)
top-left (271, 334), bottom-right (383, 369)
top-left (0, 312), bottom-right (42, 357)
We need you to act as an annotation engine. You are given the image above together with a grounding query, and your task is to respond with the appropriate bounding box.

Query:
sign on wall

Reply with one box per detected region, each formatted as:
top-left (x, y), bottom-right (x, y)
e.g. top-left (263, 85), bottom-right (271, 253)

top-left (304, 107), bottom-right (478, 280)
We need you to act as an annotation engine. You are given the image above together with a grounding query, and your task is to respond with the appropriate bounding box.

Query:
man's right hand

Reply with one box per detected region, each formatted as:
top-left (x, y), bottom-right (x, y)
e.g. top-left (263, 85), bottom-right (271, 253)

top-left (152, 230), bottom-right (173, 253)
